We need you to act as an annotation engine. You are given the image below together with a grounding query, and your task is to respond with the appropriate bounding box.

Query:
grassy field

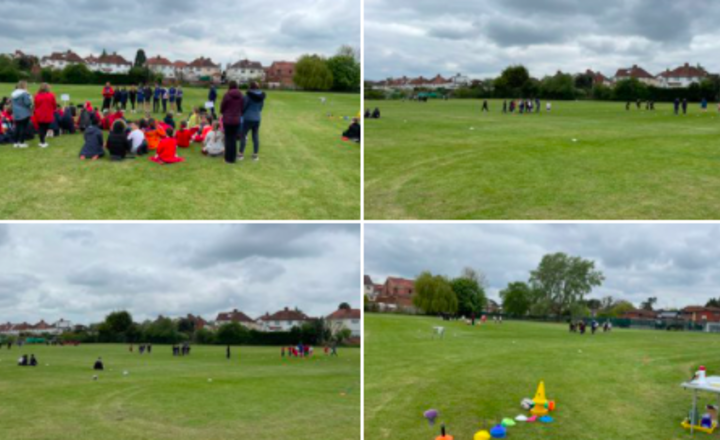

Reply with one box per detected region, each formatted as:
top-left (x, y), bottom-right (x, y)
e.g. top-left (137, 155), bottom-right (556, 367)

top-left (365, 314), bottom-right (720, 440)
top-left (0, 344), bottom-right (359, 440)
top-left (0, 84), bottom-right (360, 220)
top-left (364, 99), bottom-right (720, 219)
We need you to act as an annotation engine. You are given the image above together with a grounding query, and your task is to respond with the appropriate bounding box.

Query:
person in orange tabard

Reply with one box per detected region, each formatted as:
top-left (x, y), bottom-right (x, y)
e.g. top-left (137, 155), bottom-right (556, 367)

top-left (144, 119), bottom-right (166, 151)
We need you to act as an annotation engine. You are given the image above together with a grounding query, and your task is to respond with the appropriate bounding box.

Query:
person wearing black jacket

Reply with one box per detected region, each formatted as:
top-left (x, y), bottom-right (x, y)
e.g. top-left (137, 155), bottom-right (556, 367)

top-left (343, 118), bottom-right (361, 143)
top-left (129, 86), bottom-right (137, 113)
top-left (220, 81), bottom-right (244, 164)
top-left (106, 120), bottom-right (132, 160)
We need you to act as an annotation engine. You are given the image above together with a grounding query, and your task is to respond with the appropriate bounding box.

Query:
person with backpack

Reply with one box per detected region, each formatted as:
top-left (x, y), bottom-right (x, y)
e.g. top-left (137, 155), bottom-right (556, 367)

top-left (11, 80), bottom-right (33, 149)
top-left (33, 83), bottom-right (57, 149)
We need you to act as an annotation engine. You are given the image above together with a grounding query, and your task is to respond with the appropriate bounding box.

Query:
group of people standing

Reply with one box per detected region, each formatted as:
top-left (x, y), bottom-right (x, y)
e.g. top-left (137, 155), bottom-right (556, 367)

top-left (569, 320), bottom-right (612, 335)
top-left (101, 83), bottom-right (184, 114)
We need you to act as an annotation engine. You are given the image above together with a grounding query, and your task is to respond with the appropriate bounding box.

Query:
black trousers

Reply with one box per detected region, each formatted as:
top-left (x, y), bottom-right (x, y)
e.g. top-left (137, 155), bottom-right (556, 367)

top-left (153, 98), bottom-right (160, 112)
top-left (162, 100), bottom-right (167, 113)
top-left (240, 121), bottom-right (261, 155)
top-left (224, 124), bottom-right (240, 163)
top-left (102, 98), bottom-right (111, 110)
top-left (38, 123), bottom-right (51, 143)
top-left (14, 118), bottom-right (30, 144)
top-left (176, 98), bottom-right (183, 113)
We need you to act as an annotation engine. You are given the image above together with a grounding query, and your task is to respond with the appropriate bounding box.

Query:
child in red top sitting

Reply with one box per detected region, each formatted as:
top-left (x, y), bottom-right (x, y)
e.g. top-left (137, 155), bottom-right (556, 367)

top-left (150, 127), bottom-right (185, 164)
top-left (175, 121), bottom-right (199, 148)
top-left (100, 110), bottom-right (112, 131)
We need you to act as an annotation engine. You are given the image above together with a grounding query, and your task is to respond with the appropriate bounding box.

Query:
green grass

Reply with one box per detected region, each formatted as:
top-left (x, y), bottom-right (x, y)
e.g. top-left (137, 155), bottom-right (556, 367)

top-left (0, 84), bottom-right (360, 220)
top-left (364, 99), bottom-right (720, 219)
top-left (364, 314), bottom-right (720, 440)
top-left (0, 344), bottom-right (359, 440)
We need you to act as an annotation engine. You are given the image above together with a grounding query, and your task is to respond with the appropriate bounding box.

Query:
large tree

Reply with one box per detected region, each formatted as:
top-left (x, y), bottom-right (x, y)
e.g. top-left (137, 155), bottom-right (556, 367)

top-left (413, 271), bottom-right (458, 315)
top-left (500, 281), bottom-right (533, 316)
top-left (640, 297), bottom-right (657, 311)
top-left (294, 55), bottom-right (334, 91)
top-left (494, 65), bottom-right (530, 98)
top-left (529, 253), bottom-right (605, 316)
top-left (134, 49), bottom-right (147, 68)
top-left (327, 53), bottom-right (360, 92)
top-left (451, 268), bottom-right (487, 316)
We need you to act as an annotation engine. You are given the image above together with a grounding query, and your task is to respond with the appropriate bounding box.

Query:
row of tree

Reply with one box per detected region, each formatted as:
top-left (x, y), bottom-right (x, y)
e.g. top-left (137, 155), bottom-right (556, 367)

top-left (294, 46), bottom-right (361, 92)
top-left (412, 268), bottom-right (488, 315)
top-left (365, 64), bottom-right (720, 102)
top-left (57, 310), bottom-right (352, 346)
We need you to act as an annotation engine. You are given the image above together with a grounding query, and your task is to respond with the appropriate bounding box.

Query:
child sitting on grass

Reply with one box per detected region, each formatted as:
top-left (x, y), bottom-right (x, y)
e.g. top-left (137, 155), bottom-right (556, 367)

top-left (79, 118), bottom-right (104, 161)
top-left (145, 119), bottom-right (166, 151)
top-left (164, 112), bottom-right (176, 129)
top-left (192, 116), bottom-right (213, 143)
top-left (150, 127), bottom-right (185, 164)
top-left (202, 121), bottom-right (224, 157)
top-left (188, 107), bottom-right (200, 128)
top-left (175, 121), bottom-right (199, 149)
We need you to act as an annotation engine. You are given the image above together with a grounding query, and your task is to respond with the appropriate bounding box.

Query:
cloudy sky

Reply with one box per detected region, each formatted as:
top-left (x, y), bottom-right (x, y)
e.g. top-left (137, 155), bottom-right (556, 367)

top-left (1, 0), bottom-right (359, 66)
top-left (365, 224), bottom-right (720, 309)
top-left (366, 0), bottom-right (720, 80)
top-left (0, 224), bottom-right (360, 325)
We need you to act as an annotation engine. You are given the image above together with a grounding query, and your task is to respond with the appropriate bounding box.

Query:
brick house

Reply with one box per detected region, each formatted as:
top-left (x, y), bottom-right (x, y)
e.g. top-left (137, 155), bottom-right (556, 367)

top-left (40, 50), bottom-right (85, 70)
top-left (186, 57), bottom-right (221, 83)
top-left (614, 65), bottom-right (659, 86)
top-left (146, 55), bottom-right (176, 80)
top-left (215, 309), bottom-right (258, 330)
top-left (86, 52), bottom-right (132, 74)
top-left (622, 309), bottom-right (658, 320)
top-left (266, 61), bottom-right (296, 89)
top-left (681, 306), bottom-right (720, 323)
top-left (326, 307), bottom-right (361, 337)
top-left (374, 277), bottom-right (417, 312)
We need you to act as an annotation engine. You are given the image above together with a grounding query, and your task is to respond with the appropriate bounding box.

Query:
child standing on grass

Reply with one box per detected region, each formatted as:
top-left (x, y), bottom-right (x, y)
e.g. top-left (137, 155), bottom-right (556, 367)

top-left (169, 85), bottom-right (177, 112)
top-left (153, 84), bottom-right (162, 113)
top-left (33, 83), bottom-right (57, 149)
top-left (120, 87), bottom-right (129, 111)
top-left (162, 87), bottom-right (169, 113)
top-left (176, 86), bottom-right (184, 114)
top-left (129, 86), bottom-right (137, 113)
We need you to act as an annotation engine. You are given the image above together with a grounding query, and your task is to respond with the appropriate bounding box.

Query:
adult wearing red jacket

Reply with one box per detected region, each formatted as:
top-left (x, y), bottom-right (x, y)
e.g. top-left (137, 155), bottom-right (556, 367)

top-left (33, 83), bottom-right (57, 148)
top-left (102, 82), bottom-right (114, 111)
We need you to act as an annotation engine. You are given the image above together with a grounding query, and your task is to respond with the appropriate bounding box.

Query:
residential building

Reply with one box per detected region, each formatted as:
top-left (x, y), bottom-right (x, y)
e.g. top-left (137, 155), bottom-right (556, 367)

top-left (614, 65), bottom-right (659, 86)
top-left (266, 61), bottom-right (296, 89)
top-left (681, 306), bottom-right (720, 323)
top-left (40, 50), bottom-right (85, 70)
top-left (86, 52), bottom-right (132, 74)
top-left (186, 57), bottom-right (221, 82)
top-left (656, 63), bottom-right (708, 88)
top-left (585, 69), bottom-right (613, 87)
top-left (374, 277), bottom-right (416, 312)
top-left (622, 309), bottom-right (658, 320)
top-left (146, 55), bottom-right (176, 79)
top-left (258, 307), bottom-right (311, 332)
top-left (364, 275), bottom-right (375, 298)
top-left (183, 314), bottom-right (208, 331)
top-left (215, 309), bottom-right (259, 330)
top-left (326, 307), bottom-right (361, 337)
top-left (226, 59), bottom-right (265, 84)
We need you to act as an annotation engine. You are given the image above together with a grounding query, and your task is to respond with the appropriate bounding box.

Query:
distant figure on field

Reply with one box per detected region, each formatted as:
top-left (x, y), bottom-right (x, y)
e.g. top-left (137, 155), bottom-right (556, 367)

top-left (29, 354), bottom-right (37, 366)
top-left (101, 82), bottom-right (114, 111)
top-left (372, 108), bottom-right (381, 119)
top-left (626, 101), bottom-right (631, 111)
top-left (481, 100), bottom-right (489, 112)
top-left (343, 118), bottom-right (361, 143)
top-left (502, 100), bottom-right (507, 113)
top-left (674, 98), bottom-right (680, 115)
top-left (93, 357), bottom-right (104, 370)
top-left (240, 81), bottom-right (266, 161)
top-left (226, 345), bottom-right (231, 360)
top-left (682, 98), bottom-right (688, 115)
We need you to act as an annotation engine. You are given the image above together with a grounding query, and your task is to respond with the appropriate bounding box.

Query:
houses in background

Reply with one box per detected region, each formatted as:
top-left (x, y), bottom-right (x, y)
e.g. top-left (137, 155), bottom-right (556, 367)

top-left (0, 319), bottom-right (72, 336)
top-left (327, 307), bottom-right (361, 337)
top-left (26, 48), bottom-right (294, 87)
top-left (370, 73), bottom-right (470, 91)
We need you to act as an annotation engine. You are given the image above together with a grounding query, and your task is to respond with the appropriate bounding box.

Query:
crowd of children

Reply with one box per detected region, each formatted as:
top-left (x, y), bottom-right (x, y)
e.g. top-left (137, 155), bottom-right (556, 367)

top-left (1, 80), bottom-right (266, 165)
top-left (569, 320), bottom-right (612, 335)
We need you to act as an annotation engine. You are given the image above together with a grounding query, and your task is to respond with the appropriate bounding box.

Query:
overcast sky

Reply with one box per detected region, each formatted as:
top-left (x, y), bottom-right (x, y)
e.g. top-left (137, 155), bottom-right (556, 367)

top-left (365, 224), bottom-right (720, 309)
top-left (0, 224), bottom-right (360, 325)
top-left (0, 0), bottom-right (360, 67)
top-left (366, 0), bottom-right (720, 80)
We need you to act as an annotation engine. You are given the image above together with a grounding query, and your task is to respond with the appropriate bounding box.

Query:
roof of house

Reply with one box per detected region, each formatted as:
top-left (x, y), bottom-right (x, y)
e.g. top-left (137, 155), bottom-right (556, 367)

top-left (268, 61), bottom-right (296, 70)
top-left (215, 309), bottom-right (254, 323)
top-left (586, 69), bottom-right (609, 83)
top-left (42, 50), bottom-right (85, 63)
top-left (189, 57), bottom-right (220, 68)
top-left (327, 308), bottom-right (361, 320)
top-left (259, 307), bottom-right (310, 322)
top-left (85, 55), bottom-right (99, 63)
top-left (615, 65), bottom-right (654, 79)
top-left (364, 275), bottom-right (374, 285)
top-left (173, 61), bottom-right (188, 68)
top-left (683, 306), bottom-right (720, 313)
top-left (428, 74), bottom-right (451, 85)
top-left (658, 63), bottom-right (708, 79)
top-left (33, 320), bottom-right (53, 330)
top-left (146, 55), bottom-right (172, 66)
top-left (229, 59), bottom-right (263, 70)
top-left (386, 277), bottom-right (414, 289)
top-left (96, 52), bottom-right (132, 66)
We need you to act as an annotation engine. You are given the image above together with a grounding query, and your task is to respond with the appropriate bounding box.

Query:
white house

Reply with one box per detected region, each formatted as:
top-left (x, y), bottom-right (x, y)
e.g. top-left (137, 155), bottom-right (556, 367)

top-left (86, 52), bottom-right (132, 74)
top-left (326, 307), bottom-right (361, 337)
top-left (186, 57), bottom-right (222, 82)
top-left (258, 307), bottom-right (311, 332)
top-left (40, 50), bottom-right (85, 70)
top-left (54, 318), bottom-right (73, 332)
top-left (226, 59), bottom-right (265, 84)
top-left (146, 55), bottom-right (177, 80)
top-left (656, 63), bottom-right (708, 89)
top-left (215, 309), bottom-right (260, 330)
